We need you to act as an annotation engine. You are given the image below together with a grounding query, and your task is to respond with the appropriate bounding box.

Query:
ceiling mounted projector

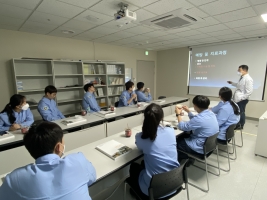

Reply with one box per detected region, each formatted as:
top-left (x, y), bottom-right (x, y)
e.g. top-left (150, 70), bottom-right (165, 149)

top-left (114, 2), bottom-right (137, 26)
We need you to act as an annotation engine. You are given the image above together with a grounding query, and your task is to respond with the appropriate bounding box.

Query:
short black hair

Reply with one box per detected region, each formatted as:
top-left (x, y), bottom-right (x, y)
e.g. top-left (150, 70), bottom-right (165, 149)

top-left (239, 65), bottom-right (248, 71)
top-left (142, 103), bottom-right (163, 141)
top-left (137, 82), bottom-right (144, 90)
top-left (125, 81), bottom-right (134, 90)
top-left (84, 83), bottom-right (94, 92)
top-left (219, 87), bottom-right (240, 115)
top-left (23, 122), bottom-right (63, 159)
top-left (45, 85), bottom-right (57, 94)
top-left (192, 95), bottom-right (210, 110)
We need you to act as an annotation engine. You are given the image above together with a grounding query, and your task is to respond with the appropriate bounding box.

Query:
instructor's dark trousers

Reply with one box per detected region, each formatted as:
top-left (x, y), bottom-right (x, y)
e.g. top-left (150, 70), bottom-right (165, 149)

top-left (237, 99), bottom-right (249, 127)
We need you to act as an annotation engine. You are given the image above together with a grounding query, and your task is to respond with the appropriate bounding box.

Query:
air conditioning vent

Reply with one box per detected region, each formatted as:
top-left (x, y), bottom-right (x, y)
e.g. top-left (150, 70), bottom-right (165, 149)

top-left (151, 15), bottom-right (173, 23)
top-left (183, 14), bottom-right (197, 22)
top-left (141, 8), bottom-right (204, 29)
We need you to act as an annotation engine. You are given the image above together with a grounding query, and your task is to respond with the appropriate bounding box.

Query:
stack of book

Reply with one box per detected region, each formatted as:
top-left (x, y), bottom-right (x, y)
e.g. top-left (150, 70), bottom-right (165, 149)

top-left (107, 65), bottom-right (117, 74)
top-left (61, 116), bottom-right (87, 126)
top-left (16, 80), bottom-right (23, 91)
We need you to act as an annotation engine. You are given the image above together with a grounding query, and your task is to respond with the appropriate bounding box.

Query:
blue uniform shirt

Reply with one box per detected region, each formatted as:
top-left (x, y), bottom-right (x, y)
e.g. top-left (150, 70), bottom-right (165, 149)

top-left (212, 101), bottom-right (240, 140)
top-left (0, 109), bottom-right (34, 132)
top-left (82, 92), bottom-right (100, 112)
top-left (135, 126), bottom-right (180, 196)
top-left (0, 153), bottom-right (96, 200)
top-left (38, 97), bottom-right (65, 121)
top-left (118, 90), bottom-right (136, 107)
top-left (135, 90), bottom-right (152, 102)
top-left (178, 109), bottom-right (219, 154)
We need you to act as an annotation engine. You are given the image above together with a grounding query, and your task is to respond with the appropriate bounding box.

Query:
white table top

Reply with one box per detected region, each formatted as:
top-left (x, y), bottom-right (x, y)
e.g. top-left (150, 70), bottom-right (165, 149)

top-left (93, 97), bottom-right (189, 119)
top-left (0, 112), bottom-right (190, 186)
top-left (0, 115), bottom-right (105, 150)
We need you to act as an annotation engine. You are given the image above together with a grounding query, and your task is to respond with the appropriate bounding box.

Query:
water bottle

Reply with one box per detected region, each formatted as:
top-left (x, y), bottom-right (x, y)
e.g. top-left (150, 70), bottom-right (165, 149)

top-left (87, 107), bottom-right (90, 115)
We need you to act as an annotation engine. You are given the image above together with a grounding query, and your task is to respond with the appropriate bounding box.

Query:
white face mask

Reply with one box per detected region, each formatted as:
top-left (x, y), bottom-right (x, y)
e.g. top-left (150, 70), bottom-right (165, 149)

top-left (132, 87), bottom-right (135, 91)
top-left (21, 103), bottom-right (29, 110)
top-left (237, 72), bottom-right (242, 76)
top-left (60, 144), bottom-right (65, 157)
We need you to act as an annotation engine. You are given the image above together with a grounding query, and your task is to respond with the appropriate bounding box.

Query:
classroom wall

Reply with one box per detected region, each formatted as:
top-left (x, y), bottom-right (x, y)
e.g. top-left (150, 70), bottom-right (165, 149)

top-left (0, 29), bottom-right (157, 110)
top-left (156, 47), bottom-right (267, 119)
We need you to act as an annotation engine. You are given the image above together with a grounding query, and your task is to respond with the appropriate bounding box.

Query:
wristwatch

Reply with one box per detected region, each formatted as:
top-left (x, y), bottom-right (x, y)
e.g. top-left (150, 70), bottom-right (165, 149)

top-left (176, 114), bottom-right (181, 117)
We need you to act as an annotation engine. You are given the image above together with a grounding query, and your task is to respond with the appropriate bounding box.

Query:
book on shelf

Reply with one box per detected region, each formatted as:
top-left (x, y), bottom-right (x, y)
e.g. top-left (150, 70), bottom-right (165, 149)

top-left (16, 80), bottom-right (23, 91)
top-left (107, 65), bottom-right (118, 74)
top-left (88, 65), bottom-right (95, 74)
top-left (83, 64), bottom-right (89, 74)
top-left (95, 140), bottom-right (132, 160)
top-left (0, 131), bottom-right (15, 142)
top-left (97, 65), bottom-right (105, 74)
top-left (115, 78), bottom-right (120, 84)
top-left (61, 116), bottom-right (87, 126)
top-left (114, 87), bottom-right (119, 95)
top-left (108, 88), bottom-right (112, 95)
top-left (98, 88), bottom-right (104, 96)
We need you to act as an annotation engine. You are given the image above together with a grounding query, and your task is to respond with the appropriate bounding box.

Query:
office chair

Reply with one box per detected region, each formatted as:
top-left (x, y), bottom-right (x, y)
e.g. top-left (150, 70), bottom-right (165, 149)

top-left (115, 101), bottom-right (119, 107)
top-left (124, 159), bottom-right (189, 200)
top-left (217, 124), bottom-right (237, 172)
top-left (234, 123), bottom-right (243, 147)
top-left (178, 132), bottom-right (220, 193)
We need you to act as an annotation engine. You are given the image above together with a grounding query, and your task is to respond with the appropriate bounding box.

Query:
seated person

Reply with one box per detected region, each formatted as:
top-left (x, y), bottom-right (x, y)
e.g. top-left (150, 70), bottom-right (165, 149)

top-left (130, 103), bottom-right (179, 197)
top-left (0, 121), bottom-right (96, 200)
top-left (135, 82), bottom-right (152, 102)
top-left (118, 81), bottom-right (137, 107)
top-left (38, 85), bottom-right (65, 121)
top-left (82, 83), bottom-right (100, 113)
top-left (175, 95), bottom-right (219, 161)
top-left (211, 87), bottom-right (240, 143)
top-left (0, 94), bottom-right (34, 132)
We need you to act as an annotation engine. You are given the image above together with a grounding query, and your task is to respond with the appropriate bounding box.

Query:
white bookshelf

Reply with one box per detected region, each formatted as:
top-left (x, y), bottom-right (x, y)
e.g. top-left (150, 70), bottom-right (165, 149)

top-left (12, 59), bottom-right (125, 118)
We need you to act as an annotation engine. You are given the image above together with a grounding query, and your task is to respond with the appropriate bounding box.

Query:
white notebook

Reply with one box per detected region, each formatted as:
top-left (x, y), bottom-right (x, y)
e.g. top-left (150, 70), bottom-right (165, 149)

top-left (0, 132), bottom-right (15, 142)
top-left (96, 140), bottom-right (132, 160)
top-left (61, 116), bottom-right (87, 126)
top-left (97, 111), bottom-right (116, 116)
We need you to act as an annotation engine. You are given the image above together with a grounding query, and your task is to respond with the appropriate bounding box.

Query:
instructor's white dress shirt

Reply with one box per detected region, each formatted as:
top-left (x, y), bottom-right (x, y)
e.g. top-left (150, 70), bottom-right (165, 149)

top-left (232, 74), bottom-right (253, 102)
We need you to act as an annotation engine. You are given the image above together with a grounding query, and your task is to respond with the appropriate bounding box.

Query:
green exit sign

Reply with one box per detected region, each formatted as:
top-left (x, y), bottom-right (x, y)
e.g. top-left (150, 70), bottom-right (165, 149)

top-left (145, 51), bottom-right (149, 56)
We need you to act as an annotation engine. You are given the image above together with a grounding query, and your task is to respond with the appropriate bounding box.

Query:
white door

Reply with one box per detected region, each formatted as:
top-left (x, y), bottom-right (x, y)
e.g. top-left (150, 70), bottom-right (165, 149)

top-left (137, 60), bottom-right (155, 99)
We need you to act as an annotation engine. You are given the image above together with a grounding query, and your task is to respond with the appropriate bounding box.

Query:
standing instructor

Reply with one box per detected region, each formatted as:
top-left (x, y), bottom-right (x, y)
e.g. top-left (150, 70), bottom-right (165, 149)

top-left (227, 65), bottom-right (253, 129)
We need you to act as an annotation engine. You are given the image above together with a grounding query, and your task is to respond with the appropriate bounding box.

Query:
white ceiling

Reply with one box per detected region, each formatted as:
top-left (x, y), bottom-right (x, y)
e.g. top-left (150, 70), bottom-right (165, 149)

top-left (0, 0), bottom-right (267, 51)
